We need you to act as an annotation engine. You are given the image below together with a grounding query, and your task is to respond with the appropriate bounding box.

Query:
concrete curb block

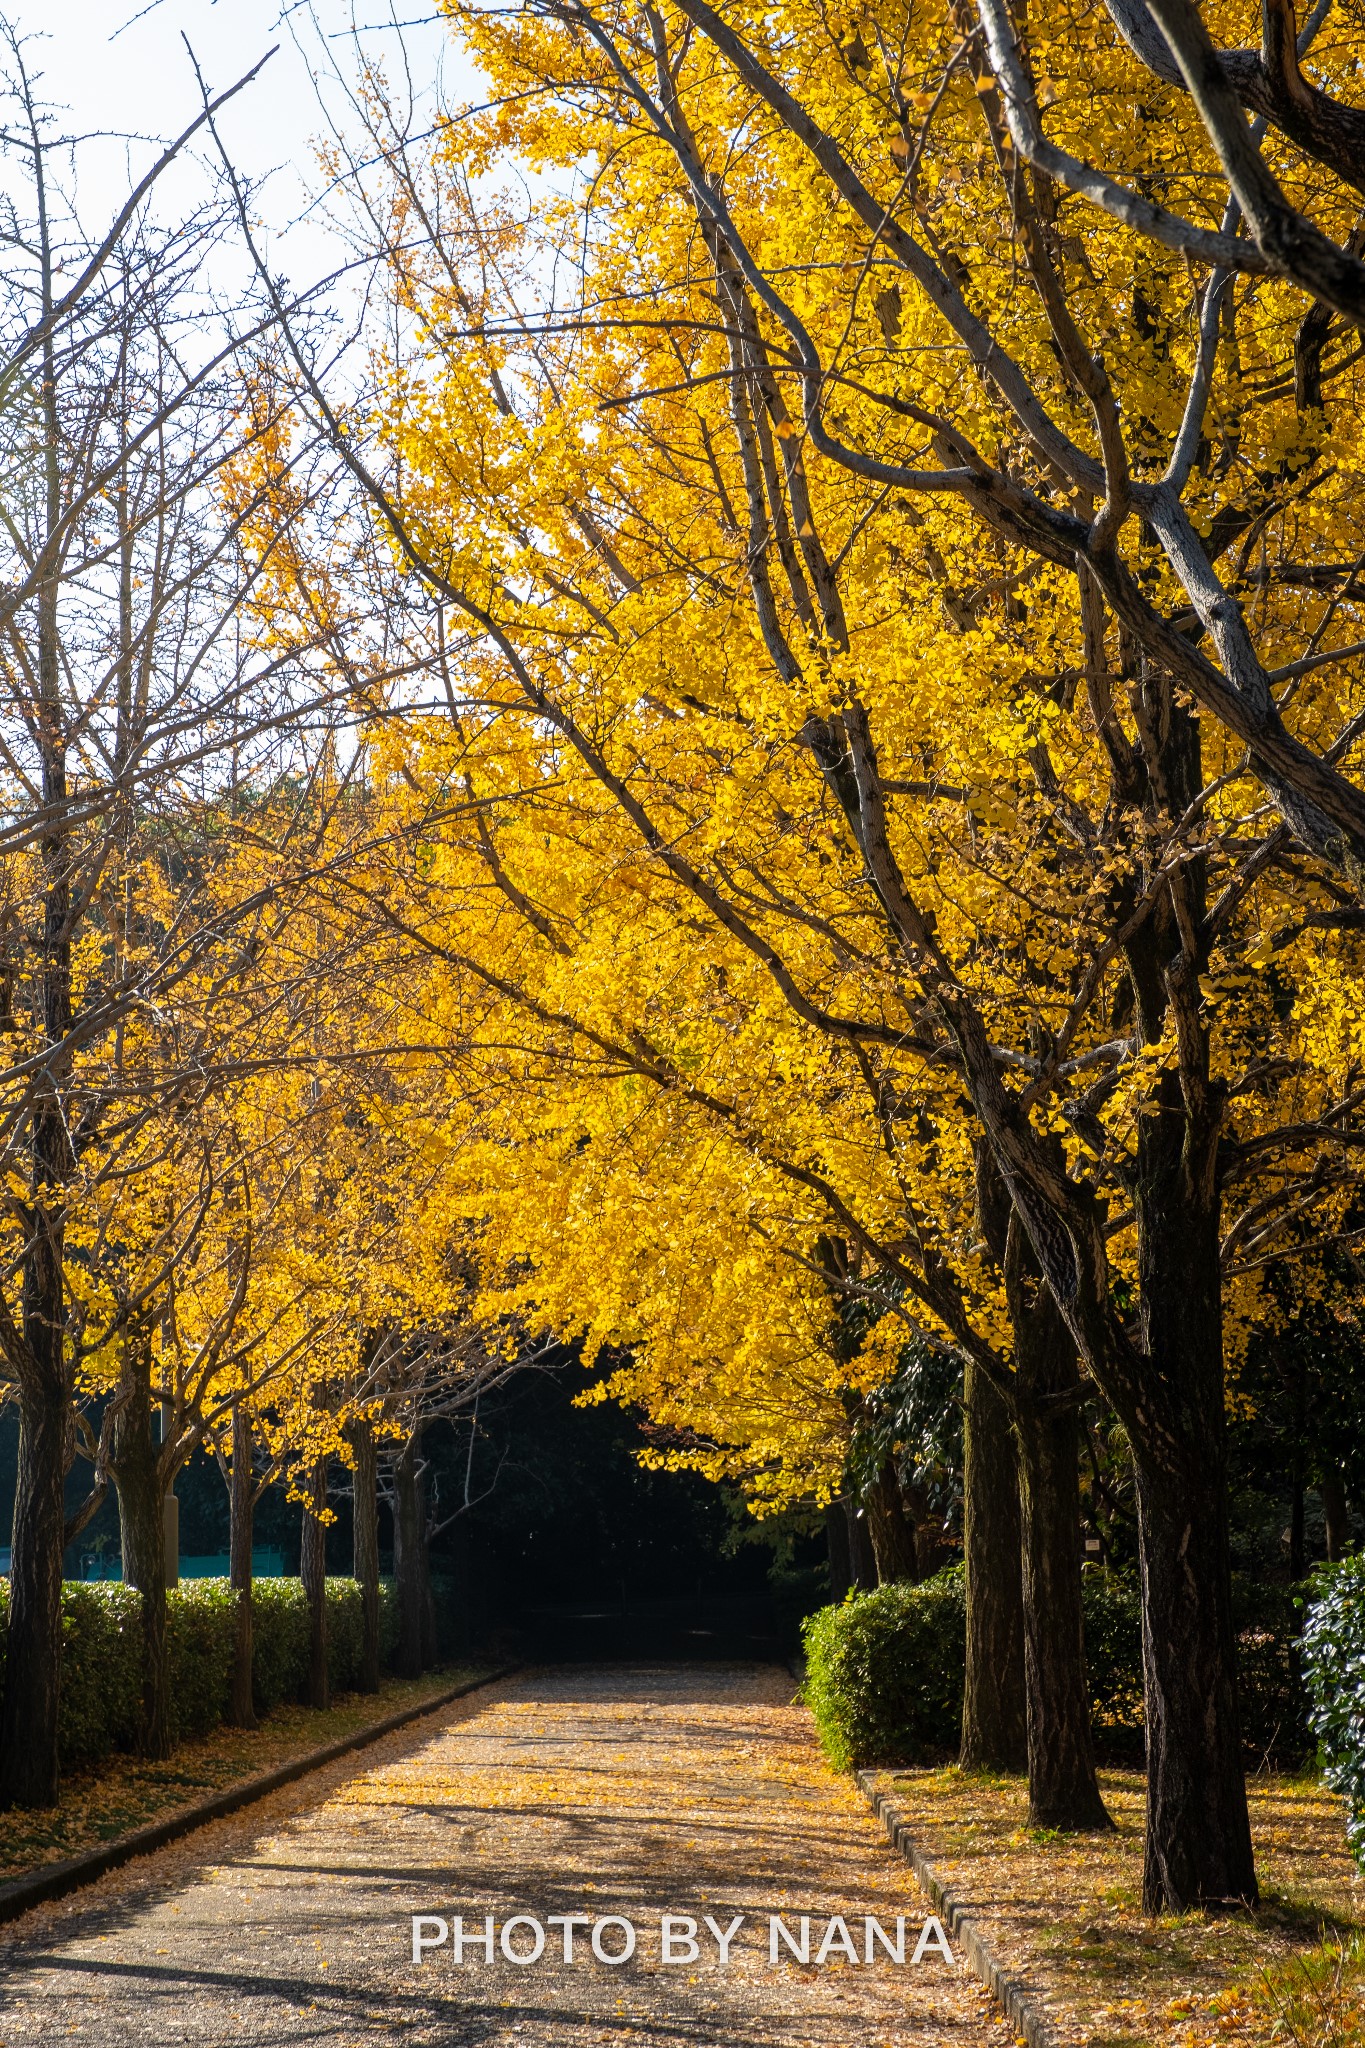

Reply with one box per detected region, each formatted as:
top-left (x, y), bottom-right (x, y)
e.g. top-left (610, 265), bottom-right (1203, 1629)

top-left (0, 1662), bottom-right (521, 1928)
top-left (857, 1771), bottom-right (1064, 2048)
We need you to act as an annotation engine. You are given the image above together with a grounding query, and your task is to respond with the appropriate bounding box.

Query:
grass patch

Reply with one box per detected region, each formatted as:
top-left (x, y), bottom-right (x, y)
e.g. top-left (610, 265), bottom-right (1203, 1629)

top-left (863, 1763), bottom-right (1360, 2046)
top-left (0, 1664), bottom-right (496, 1886)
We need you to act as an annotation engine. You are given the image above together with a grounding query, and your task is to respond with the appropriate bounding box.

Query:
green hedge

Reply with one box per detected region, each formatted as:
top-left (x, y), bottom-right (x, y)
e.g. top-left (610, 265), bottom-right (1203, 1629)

top-left (801, 1566), bottom-right (1308, 1771)
top-left (0, 1575), bottom-right (399, 1769)
top-left (802, 1569), bottom-right (967, 1770)
top-left (1303, 1554), bottom-right (1365, 1872)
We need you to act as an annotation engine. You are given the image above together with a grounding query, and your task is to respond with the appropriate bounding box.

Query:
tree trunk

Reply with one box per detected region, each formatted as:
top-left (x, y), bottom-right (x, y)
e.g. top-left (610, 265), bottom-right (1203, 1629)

top-left (393, 1428), bottom-right (429, 1677)
top-left (845, 1496), bottom-right (878, 1592)
top-left (960, 1355), bottom-right (1028, 1774)
top-left (110, 1344), bottom-right (173, 1761)
top-left (0, 287), bottom-right (73, 1813)
top-left (350, 1417), bottom-right (381, 1692)
top-left (300, 1457), bottom-right (329, 1711)
top-left (1134, 1075), bottom-right (1256, 1911)
top-left (1321, 1469), bottom-right (1350, 1562)
top-left (1008, 1239), bottom-right (1111, 1831)
top-left (0, 1360), bottom-right (67, 1807)
top-left (863, 1459), bottom-right (921, 1584)
top-left (227, 1403), bottom-right (257, 1729)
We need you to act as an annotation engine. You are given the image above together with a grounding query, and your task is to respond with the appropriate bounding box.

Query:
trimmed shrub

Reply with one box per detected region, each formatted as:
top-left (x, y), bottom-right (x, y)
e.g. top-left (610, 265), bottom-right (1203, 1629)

top-left (0, 1578), bottom-right (143, 1766)
top-left (0, 1574), bottom-right (407, 1771)
top-left (249, 1577), bottom-right (310, 1713)
top-left (59, 1583), bottom-right (144, 1764)
top-left (1303, 1554), bottom-right (1365, 1871)
top-left (168, 1580), bottom-right (237, 1736)
top-left (803, 1568), bottom-right (966, 1770)
top-left (801, 1566), bottom-right (1307, 1771)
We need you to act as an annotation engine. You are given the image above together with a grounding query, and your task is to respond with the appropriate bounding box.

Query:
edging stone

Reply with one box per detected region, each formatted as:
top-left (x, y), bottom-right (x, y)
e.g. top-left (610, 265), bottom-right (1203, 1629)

top-left (858, 1769), bottom-right (1065, 2048)
top-left (0, 1662), bottom-right (521, 1927)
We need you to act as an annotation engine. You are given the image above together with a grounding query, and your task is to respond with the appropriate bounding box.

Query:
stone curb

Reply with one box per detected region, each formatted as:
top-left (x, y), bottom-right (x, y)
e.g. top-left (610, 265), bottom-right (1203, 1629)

top-left (0, 1662), bottom-right (521, 1928)
top-left (857, 1770), bottom-right (1064, 2048)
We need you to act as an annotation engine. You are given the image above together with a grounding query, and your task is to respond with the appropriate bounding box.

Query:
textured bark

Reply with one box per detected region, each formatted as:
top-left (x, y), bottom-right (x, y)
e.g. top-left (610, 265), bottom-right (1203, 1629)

top-left (960, 1355), bottom-right (1028, 1774)
top-left (1007, 1227), bottom-right (1111, 1831)
top-left (0, 335), bottom-right (74, 1809)
top-left (227, 1402), bottom-right (257, 1730)
top-left (350, 1418), bottom-right (381, 1693)
top-left (864, 1459), bottom-right (921, 1583)
top-left (300, 1457), bottom-right (329, 1711)
top-left (110, 1346), bottom-right (173, 1762)
top-left (0, 1363), bottom-right (66, 1806)
top-left (1133, 1070), bottom-right (1256, 1910)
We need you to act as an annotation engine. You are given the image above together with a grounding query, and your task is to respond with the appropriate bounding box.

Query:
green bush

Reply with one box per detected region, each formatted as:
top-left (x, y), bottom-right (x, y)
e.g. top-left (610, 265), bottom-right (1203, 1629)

top-left (0, 1574), bottom-right (404, 1771)
top-left (0, 1578), bottom-right (143, 1766)
top-left (167, 1580), bottom-right (236, 1736)
top-left (249, 1577), bottom-right (310, 1713)
top-left (803, 1565), bottom-right (1312, 1771)
top-left (1303, 1554), bottom-right (1365, 1871)
top-left (803, 1568), bottom-right (966, 1770)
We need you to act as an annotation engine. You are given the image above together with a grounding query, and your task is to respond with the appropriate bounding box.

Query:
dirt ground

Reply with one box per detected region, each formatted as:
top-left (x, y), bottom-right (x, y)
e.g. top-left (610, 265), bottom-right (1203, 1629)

top-left (0, 1664), bottom-right (1002, 2047)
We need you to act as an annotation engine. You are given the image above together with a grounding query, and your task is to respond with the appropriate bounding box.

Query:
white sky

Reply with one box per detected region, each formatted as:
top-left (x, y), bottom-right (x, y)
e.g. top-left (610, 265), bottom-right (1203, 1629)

top-left (4, 0), bottom-right (466, 292)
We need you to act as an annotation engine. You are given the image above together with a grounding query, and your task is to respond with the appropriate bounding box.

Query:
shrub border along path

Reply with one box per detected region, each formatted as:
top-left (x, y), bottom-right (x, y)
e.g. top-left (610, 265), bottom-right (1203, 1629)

top-left (0, 1662), bottom-right (519, 1928)
top-left (858, 1767), bottom-right (1063, 2048)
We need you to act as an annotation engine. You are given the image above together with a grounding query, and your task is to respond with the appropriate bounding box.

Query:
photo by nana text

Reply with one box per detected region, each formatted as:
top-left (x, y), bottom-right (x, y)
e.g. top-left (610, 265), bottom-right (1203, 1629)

top-left (411, 1911), bottom-right (956, 1968)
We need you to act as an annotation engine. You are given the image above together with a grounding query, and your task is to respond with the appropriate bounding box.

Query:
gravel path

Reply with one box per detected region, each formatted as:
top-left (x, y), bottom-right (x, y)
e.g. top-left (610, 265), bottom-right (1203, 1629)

top-left (0, 1664), bottom-right (997, 2046)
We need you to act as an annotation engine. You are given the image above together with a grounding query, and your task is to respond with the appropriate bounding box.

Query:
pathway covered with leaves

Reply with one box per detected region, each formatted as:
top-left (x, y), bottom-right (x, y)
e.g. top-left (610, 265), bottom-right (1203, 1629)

top-left (0, 1664), bottom-right (995, 2046)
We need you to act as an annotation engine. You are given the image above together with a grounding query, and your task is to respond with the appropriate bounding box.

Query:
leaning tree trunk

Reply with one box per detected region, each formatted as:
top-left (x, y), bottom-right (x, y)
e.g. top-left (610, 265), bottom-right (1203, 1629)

top-left (1134, 1074), bottom-right (1256, 1910)
top-left (110, 1342), bottom-right (173, 1762)
top-left (300, 1456), bottom-right (330, 1710)
top-left (863, 1459), bottom-right (921, 1584)
top-left (227, 1402), bottom-right (257, 1729)
top-left (349, 1417), bottom-right (381, 1693)
top-left (960, 1355), bottom-right (1028, 1774)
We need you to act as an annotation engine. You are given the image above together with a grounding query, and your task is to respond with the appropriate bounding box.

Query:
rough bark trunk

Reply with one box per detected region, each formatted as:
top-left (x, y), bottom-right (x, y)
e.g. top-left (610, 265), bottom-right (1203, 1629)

top-left (864, 1459), bottom-right (921, 1583)
top-left (0, 1362), bottom-right (67, 1806)
top-left (1008, 1236), bottom-right (1111, 1831)
top-left (960, 1355), bottom-right (1028, 1774)
top-left (350, 1418), bottom-right (381, 1693)
top-left (972, 1135), bottom-right (1101, 1815)
top-left (0, 285), bottom-right (72, 1814)
top-left (110, 1346), bottom-right (173, 1761)
top-left (228, 1402), bottom-right (257, 1730)
top-left (1321, 1469), bottom-right (1350, 1562)
top-left (300, 1457), bottom-right (329, 1710)
top-left (1134, 1074), bottom-right (1256, 1910)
